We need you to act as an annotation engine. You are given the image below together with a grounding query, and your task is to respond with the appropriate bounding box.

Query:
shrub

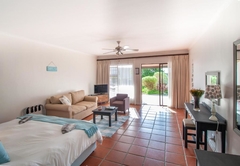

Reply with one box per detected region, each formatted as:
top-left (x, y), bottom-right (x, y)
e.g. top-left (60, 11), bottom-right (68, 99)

top-left (142, 76), bottom-right (157, 90)
top-left (142, 87), bottom-right (149, 94)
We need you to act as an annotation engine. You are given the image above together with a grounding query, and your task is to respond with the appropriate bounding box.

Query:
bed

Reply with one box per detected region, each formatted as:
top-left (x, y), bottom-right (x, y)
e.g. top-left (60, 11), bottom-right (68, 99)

top-left (0, 106), bottom-right (102, 166)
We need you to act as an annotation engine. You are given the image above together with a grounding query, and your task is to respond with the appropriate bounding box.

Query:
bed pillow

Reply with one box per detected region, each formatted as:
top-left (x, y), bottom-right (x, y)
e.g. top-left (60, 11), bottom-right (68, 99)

top-left (0, 142), bottom-right (10, 164)
top-left (59, 95), bottom-right (71, 105)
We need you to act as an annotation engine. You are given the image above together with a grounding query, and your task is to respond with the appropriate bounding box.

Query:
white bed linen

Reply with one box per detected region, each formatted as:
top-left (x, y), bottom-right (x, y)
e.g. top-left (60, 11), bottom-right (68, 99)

top-left (0, 119), bottom-right (102, 166)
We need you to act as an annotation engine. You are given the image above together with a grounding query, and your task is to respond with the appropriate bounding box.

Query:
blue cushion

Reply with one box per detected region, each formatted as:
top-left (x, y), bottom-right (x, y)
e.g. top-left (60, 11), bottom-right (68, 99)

top-left (0, 142), bottom-right (10, 164)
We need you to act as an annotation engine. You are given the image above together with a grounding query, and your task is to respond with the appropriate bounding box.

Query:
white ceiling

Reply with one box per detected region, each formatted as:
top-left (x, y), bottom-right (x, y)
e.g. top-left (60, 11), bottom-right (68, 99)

top-left (0, 0), bottom-right (231, 56)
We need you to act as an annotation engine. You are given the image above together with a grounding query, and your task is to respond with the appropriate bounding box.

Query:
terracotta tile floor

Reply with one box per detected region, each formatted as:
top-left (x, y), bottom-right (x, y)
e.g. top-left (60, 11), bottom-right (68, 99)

top-left (81, 104), bottom-right (197, 166)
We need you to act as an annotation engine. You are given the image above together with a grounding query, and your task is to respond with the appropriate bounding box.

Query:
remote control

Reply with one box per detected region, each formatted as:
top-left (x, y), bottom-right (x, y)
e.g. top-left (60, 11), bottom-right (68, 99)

top-left (19, 116), bottom-right (32, 124)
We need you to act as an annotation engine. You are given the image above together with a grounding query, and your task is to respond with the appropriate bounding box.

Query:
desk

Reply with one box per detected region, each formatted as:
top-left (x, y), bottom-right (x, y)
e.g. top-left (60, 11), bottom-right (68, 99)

top-left (184, 103), bottom-right (227, 153)
top-left (195, 149), bottom-right (240, 166)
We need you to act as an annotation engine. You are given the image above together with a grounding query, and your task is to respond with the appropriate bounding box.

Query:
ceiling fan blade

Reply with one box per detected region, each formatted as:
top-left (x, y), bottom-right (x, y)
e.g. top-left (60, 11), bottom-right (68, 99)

top-left (123, 45), bottom-right (129, 49)
top-left (103, 50), bottom-right (117, 54)
top-left (102, 48), bottom-right (115, 50)
top-left (103, 41), bottom-right (138, 55)
top-left (123, 48), bottom-right (139, 51)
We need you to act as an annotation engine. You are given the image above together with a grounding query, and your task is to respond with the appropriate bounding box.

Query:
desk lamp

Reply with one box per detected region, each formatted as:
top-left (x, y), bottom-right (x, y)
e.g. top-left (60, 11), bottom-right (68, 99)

top-left (204, 85), bottom-right (222, 121)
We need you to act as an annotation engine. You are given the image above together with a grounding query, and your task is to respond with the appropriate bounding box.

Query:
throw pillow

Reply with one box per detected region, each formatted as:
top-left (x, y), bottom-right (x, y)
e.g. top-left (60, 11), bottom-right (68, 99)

top-left (0, 142), bottom-right (10, 164)
top-left (59, 95), bottom-right (71, 105)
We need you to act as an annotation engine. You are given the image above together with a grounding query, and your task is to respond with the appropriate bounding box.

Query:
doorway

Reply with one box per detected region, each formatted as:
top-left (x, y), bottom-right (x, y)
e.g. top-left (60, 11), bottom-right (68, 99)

top-left (141, 63), bottom-right (169, 106)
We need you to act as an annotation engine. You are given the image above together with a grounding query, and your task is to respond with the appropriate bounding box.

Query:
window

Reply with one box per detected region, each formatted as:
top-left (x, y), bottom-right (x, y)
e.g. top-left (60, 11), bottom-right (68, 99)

top-left (109, 64), bottom-right (134, 102)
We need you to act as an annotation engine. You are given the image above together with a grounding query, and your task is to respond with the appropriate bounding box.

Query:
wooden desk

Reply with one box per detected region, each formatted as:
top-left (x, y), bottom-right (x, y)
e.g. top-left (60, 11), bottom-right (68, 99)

top-left (195, 149), bottom-right (240, 166)
top-left (184, 103), bottom-right (227, 153)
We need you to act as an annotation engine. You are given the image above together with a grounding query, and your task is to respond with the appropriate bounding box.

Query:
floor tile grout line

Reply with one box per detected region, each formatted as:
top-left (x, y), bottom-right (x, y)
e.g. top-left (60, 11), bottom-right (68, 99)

top-left (91, 105), bottom-right (193, 166)
top-left (175, 109), bottom-right (188, 166)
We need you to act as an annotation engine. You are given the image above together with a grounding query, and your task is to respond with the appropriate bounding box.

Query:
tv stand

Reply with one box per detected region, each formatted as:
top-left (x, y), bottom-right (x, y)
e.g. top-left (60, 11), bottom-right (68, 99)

top-left (89, 93), bottom-right (109, 104)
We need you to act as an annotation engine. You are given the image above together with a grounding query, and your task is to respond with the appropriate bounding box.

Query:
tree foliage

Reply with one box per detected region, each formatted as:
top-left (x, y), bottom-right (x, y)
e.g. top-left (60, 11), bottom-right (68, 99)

top-left (141, 68), bottom-right (159, 77)
top-left (142, 76), bottom-right (157, 90)
top-left (153, 72), bottom-right (168, 84)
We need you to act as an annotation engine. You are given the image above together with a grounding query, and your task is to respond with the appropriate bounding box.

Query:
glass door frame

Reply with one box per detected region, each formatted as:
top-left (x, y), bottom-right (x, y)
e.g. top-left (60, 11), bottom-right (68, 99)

top-left (141, 63), bottom-right (168, 106)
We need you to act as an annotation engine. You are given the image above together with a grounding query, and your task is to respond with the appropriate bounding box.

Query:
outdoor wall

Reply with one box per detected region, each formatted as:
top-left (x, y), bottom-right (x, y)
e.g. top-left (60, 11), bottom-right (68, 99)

top-left (0, 33), bottom-right (96, 123)
top-left (189, 1), bottom-right (240, 154)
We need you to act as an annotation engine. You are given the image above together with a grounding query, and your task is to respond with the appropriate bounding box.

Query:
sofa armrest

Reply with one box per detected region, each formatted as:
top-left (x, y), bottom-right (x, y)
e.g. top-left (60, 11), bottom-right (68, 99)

top-left (110, 96), bottom-right (117, 104)
top-left (84, 96), bottom-right (98, 102)
top-left (123, 97), bottom-right (130, 107)
top-left (46, 99), bottom-right (51, 104)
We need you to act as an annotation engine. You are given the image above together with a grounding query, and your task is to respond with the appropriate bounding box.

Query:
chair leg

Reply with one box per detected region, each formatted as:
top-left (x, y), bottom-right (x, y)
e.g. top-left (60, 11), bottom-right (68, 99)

top-left (184, 127), bottom-right (188, 148)
top-left (182, 121), bottom-right (184, 140)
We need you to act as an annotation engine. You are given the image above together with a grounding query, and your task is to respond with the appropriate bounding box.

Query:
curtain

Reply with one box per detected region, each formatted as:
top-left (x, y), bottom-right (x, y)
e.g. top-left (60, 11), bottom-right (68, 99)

top-left (169, 55), bottom-right (190, 108)
top-left (109, 59), bottom-right (135, 103)
top-left (96, 61), bottom-right (110, 84)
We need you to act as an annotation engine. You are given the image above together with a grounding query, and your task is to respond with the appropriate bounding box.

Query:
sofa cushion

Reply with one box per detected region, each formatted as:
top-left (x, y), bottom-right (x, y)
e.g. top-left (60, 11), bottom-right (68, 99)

top-left (59, 95), bottom-right (71, 105)
top-left (76, 101), bottom-right (96, 109)
top-left (71, 90), bottom-right (85, 105)
top-left (50, 93), bottom-right (72, 104)
top-left (112, 100), bottom-right (124, 105)
top-left (69, 105), bottom-right (86, 115)
top-left (116, 94), bottom-right (128, 101)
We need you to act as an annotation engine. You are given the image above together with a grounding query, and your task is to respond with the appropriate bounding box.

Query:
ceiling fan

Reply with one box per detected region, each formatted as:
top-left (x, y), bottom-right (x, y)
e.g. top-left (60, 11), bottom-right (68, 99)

top-left (103, 41), bottom-right (139, 55)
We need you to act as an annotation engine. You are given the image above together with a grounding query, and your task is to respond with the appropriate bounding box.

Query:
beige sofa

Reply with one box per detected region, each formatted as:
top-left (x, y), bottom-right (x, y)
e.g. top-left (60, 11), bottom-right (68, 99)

top-left (45, 90), bottom-right (97, 120)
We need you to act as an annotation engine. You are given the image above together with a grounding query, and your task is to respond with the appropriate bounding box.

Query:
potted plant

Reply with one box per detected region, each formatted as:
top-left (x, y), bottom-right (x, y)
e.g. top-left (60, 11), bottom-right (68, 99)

top-left (190, 88), bottom-right (205, 111)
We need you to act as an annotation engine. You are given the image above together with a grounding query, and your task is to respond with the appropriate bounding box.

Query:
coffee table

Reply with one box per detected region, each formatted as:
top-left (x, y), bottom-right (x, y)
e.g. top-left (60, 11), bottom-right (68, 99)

top-left (92, 106), bottom-right (118, 127)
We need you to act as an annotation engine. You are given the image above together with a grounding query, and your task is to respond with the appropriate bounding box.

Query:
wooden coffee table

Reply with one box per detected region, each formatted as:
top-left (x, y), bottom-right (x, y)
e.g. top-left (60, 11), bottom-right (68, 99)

top-left (92, 106), bottom-right (118, 127)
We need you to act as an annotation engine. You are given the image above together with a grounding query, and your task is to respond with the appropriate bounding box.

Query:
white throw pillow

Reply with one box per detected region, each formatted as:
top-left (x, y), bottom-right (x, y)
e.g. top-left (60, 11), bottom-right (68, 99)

top-left (59, 96), bottom-right (71, 105)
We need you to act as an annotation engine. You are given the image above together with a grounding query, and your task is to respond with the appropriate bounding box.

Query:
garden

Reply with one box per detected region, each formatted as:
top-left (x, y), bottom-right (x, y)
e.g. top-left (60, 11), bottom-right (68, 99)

top-left (142, 68), bottom-right (168, 96)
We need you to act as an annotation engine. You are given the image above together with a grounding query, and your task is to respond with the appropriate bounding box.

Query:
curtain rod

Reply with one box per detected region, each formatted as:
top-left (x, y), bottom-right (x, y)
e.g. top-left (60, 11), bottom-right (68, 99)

top-left (97, 53), bottom-right (189, 61)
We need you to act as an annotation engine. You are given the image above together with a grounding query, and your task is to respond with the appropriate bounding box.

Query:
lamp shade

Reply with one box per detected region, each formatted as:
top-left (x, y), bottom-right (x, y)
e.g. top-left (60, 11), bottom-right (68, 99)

top-left (204, 85), bottom-right (222, 99)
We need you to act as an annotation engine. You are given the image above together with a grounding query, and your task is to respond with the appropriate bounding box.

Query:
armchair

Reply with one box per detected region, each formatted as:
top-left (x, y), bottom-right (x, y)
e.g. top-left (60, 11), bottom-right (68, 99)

top-left (110, 94), bottom-right (130, 114)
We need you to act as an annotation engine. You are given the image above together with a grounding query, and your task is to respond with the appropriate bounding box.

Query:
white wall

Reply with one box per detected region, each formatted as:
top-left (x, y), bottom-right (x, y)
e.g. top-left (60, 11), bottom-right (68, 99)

top-left (0, 33), bottom-right (96, 123)
top-left (190, 1), bottom-right (240, 154)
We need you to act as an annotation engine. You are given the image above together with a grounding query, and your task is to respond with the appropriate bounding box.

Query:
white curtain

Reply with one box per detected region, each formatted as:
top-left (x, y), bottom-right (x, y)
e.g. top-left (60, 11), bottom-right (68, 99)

top-left (167, 60), bottom-right (172, 107)
top-left (109, 59), bottom-right (135, 103)
top-left (169, 55), bottom-right (190, 108)
top-left (96, 61), bottom-right (110, 84)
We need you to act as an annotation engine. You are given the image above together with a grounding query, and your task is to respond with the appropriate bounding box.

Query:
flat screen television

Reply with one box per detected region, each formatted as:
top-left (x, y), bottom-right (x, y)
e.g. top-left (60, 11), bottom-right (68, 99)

top-left (94, 84), bottom-right (108, 94)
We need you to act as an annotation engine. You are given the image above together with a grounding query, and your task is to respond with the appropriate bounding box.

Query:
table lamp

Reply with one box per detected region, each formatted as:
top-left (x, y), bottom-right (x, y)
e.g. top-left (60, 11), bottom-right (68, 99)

top-left (204, 85), bottom-right (222, 121)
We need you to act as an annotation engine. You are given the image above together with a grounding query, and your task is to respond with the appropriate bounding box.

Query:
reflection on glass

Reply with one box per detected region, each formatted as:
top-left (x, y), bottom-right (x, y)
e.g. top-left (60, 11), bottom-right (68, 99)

top-left (236, 53), bottom-right (240, 130)
top-left (234, 39), bottom-right (240, 135)
top-left (206, 75), bottom-right (217, 85)
top-left (205, 71), bottom-right (220, 105)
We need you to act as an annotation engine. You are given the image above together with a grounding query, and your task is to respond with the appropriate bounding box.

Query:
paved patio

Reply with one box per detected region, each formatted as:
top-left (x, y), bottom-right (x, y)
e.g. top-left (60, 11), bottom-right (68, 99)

top-left (142, 94), bottom-right (169, 106)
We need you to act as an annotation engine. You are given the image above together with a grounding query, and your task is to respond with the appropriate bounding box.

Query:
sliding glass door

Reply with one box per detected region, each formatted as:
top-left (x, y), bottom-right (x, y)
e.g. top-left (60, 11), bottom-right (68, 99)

top-left (141, 63), bottom-right (168, 106)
